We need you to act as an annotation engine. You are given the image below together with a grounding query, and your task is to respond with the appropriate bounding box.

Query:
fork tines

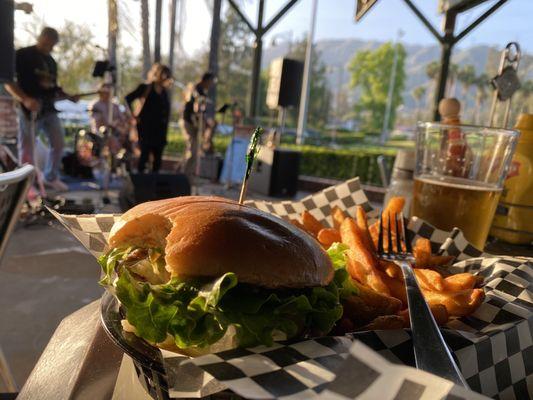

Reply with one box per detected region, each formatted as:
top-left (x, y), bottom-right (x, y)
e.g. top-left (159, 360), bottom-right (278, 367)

top-left (377, 211), bottom-right (412, 257)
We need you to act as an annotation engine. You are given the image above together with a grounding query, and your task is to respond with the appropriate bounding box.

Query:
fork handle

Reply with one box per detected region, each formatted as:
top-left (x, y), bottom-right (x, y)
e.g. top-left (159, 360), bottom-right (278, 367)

top-left (396, 260), bottom-right (469, 388)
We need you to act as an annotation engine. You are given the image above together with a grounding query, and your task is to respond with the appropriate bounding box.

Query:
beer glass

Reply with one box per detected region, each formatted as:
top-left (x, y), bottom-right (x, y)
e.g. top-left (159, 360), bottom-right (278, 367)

top-left (413, 123), bottom-right (519, 249)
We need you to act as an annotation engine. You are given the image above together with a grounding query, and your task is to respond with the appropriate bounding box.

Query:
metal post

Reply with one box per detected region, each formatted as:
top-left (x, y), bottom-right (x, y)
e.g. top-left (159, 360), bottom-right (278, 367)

top-left (169, 0), bottom-right (178, 72)
top-left (140, 0), bottom-right (151, 78)
top-left (208, 0), bottom-right (222, 106)
top-left (433, 11), bottom-right (456, 121)
top-left (249, 0), bottom-right (264, 118)
top-left (154, 0), bottom-right (162, 63)
top-left (296, 0), bottom-right (318, 145)
top-left (381, 30), bottom-right (403, 143)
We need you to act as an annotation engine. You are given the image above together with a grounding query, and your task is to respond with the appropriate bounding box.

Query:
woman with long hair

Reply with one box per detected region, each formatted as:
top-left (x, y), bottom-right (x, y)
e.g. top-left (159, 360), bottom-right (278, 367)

top-left (125, 63), bottom-right (172, 173)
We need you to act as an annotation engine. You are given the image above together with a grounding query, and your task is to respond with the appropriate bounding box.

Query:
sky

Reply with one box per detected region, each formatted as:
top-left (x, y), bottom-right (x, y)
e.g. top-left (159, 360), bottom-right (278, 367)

top-left (13, 0), bottom-right (533, 58)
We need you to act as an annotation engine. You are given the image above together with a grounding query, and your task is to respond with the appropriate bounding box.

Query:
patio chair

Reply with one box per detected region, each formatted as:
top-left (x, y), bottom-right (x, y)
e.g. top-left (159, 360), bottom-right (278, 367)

top-left (0, 165), bottom-right (35, 393)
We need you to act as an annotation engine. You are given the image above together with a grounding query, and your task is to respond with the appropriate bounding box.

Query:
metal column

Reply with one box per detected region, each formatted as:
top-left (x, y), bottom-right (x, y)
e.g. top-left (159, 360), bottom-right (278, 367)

top-left (249, 0), bottom-right (264, 119)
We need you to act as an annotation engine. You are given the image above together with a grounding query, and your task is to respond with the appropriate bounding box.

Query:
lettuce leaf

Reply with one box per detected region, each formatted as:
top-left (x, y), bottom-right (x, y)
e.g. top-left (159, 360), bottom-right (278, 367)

top-left (327, 243), bottom-right (358, 300)
top-left (98, 248), bottom-right (346, 350)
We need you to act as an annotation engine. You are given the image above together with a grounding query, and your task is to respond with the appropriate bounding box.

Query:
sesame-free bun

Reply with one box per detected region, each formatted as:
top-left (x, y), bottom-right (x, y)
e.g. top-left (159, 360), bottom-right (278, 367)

top-left (108, 196), bottom-right (334, 288)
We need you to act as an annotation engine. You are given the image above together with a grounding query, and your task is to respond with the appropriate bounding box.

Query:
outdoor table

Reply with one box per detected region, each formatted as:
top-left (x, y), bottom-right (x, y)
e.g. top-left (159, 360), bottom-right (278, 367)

top-left (16, 240), bottom-right (532, 400)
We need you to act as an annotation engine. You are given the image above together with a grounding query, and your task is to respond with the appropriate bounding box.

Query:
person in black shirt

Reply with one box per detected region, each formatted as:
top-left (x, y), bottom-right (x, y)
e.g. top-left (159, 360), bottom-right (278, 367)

top-left (4, 27), bottom-right (79, 192)
top-left (125, 63), bottom-right (172, 173)
top-left (180, 72), bottom-right (215, 178)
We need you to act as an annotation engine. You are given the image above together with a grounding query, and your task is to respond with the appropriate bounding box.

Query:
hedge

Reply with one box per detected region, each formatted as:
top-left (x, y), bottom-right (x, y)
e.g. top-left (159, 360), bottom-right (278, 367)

top-left (65, 126), bottom-right (397, 186)
top-left (165, 132), bottom-right (396, 186)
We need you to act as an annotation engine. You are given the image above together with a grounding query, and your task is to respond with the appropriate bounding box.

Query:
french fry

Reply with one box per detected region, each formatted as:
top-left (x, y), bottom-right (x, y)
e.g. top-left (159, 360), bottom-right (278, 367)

top-left (422, 288), bottom-right (485, 317)
top-left (361, 315), bottom-right (405, 331)
top-left (413, 238), bottom-right (432, 267)
top-left (289, 218), bottom-right (306, 231)
top-left (383, 196), bottom-right (405, 217)
top-left (415, 268), bottom-right (445, 292)
top-left (378, 259), bottom-right (402, 279)
top-left (355, 206), bottom-right (375, 252)
top-left (341, 218), bottom-right (390, 295)
top-left (369, 221), bottom-right (379, 249)
top-left (332, 206), bottom-right (346, 230)
top-left (301, 211), bottom-right (324, 237)
top-left (317, 228), bottom-right (342, 248)
top-left (443, 273), bottom-right (477, 292)
top-left (379, 273), bottom-right (407, 306)
top-left (428, 255), bottom-right (455, 267)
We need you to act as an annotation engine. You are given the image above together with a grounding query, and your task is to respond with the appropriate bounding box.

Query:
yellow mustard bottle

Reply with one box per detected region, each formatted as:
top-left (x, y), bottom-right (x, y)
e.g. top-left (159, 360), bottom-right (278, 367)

top-left (491, 113), bottom-right (533, 244)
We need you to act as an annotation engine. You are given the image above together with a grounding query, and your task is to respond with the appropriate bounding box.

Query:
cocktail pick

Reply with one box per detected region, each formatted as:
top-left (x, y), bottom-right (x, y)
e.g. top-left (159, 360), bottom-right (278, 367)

top-left (238, 126), bottom-right (264, 204)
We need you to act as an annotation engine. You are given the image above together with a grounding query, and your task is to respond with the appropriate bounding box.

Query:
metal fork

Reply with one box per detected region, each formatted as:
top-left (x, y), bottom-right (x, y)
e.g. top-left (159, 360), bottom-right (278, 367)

top-left (377, 212), bottom-right (469, 388)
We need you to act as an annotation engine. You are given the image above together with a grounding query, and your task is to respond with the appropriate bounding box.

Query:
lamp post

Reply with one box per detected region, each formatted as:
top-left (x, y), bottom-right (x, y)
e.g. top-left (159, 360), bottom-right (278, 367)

top-left (296, 0), bottom-right (318, 146)
top-left (381, 29), bottom-right (404, 144)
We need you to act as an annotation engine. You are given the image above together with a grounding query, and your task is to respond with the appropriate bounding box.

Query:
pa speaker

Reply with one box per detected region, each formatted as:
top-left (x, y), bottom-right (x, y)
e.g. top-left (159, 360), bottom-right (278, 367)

top-left (248, 147), bottom-right (300, 197)
top-left (119, 173), bottom-right (191, 211)
top-left (0, 1), bottom-right (15, 83)
top-left (266, 58), bottom-right (303, 110)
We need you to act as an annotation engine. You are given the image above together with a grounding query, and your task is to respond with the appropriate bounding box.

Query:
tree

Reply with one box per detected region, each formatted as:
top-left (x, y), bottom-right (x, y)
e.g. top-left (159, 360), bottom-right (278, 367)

top-left (517, 80), bottom-right (533, 114)
top-left (140, 0), bottom-right (151, 78)
top-left (425, 60), bottom-right (440, 107)
top-left (349, 42), bottom-right (406, 132)
top-left (54, 22), bottom-right (99, 94)
top-left (447, 63), bottom-right (459, 97)
top-left (457, 65), bottom-right (476, 99)
top-left (411, 86), bottom-right (426, 121)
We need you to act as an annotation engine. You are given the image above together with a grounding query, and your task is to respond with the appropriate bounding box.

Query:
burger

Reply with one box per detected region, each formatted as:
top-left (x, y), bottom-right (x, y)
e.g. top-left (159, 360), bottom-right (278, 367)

top-left (99, 196), bottom-right (353, 355)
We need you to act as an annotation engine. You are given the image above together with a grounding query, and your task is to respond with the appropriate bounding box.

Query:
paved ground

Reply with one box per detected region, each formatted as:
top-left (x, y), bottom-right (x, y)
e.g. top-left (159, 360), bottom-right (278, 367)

top-left (0, 176), bottom-right (309, 392)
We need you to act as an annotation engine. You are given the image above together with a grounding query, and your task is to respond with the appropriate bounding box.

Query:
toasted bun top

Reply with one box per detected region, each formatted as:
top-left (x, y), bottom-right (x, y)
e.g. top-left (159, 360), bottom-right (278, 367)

top-left (109, 196), bottom-right (334, 288)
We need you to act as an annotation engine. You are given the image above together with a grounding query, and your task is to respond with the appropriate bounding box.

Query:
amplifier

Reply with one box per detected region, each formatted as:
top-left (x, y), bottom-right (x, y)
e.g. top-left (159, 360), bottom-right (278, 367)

top-left (248, 147), bottom-right (300, 197)
top-left (119, 173), bottom-right (191, 211)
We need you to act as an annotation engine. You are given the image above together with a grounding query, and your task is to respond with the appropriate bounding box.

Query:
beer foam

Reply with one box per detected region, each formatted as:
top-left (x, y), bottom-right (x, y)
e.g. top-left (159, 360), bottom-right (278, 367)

top-left (415, 175), bottom-right (501, 192)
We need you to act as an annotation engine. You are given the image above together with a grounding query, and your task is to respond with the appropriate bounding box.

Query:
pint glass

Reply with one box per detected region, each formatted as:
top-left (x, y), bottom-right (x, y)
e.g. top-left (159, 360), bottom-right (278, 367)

top-left (413, 123), bottom-right (519, 249)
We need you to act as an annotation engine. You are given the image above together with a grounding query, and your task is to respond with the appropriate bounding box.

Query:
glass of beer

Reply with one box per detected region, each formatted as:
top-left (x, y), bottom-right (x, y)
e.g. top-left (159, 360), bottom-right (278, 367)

top-left (413, 122), bottom-right (519, 249)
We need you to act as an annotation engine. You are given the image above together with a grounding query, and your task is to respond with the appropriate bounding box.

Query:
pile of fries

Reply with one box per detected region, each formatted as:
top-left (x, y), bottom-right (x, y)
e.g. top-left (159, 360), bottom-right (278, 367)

top-left (291, 197), bottom-right (485, 331)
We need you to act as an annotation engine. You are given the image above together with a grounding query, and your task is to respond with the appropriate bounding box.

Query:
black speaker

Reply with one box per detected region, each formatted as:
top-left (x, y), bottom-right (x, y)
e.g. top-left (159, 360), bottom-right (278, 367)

top-left (0, 0), bottom-right (15, 83)
top-left (119, 173), bottom-right (191, 211)
top-left (248, 148), bottom-right (300, 197)
top-left (266, 58), bottom-right (303, 110)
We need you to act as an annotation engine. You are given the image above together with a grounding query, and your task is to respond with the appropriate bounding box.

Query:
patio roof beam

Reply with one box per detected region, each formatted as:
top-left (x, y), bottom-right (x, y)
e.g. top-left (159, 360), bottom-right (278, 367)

top-left (227, 0), bottom-right (301, 117)
top-left (263, 0), bottom-right (300, 34)
top-left (227, 0), bottom-right (257, 35)
top-left (453, 0), bottom-right (508, 44)
top-left (402, 0), bottom-right (443, 43)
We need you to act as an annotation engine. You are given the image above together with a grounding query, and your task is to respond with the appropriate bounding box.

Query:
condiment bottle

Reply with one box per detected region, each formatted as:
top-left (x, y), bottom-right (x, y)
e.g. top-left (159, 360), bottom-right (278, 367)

top-left (491, 113), bottom-right (533, 244)
top-left (384, 149), bottom-right (415, 217)
top-left (439, 98), bottom-right (470, 177)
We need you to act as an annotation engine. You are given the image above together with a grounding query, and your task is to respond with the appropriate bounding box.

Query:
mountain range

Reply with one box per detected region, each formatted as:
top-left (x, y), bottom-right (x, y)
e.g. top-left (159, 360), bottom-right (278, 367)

top-left (262, 38), bottom-right (533, 110)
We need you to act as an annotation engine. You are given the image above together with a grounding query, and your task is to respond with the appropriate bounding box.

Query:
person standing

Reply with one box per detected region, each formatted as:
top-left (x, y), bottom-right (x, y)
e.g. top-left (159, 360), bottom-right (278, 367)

top-left (125, 63), bottom-right (172, 173)
top-left (4, 27), bottom-right (79, 191)
top-left (180, 72), bottom-right (216, 178)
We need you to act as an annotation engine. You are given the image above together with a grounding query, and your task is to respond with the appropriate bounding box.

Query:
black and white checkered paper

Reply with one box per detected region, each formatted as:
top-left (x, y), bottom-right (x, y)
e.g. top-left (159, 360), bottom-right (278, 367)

top-left (51, 177), bottom-right (532, 399)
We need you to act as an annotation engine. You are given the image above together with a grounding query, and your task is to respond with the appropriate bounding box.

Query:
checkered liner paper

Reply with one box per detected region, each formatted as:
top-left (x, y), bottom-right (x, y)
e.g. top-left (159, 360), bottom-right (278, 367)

top-left (50, 177), bottom-right (532, 400)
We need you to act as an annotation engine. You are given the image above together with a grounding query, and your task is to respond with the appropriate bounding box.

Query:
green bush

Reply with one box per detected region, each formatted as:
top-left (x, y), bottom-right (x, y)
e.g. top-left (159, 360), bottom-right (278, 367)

top-left (63, 125), bottom-right (397, 186)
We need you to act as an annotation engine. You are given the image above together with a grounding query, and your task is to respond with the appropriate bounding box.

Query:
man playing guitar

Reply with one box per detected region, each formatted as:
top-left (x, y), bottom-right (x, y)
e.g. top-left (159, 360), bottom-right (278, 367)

top-left (4, 27), bottom-right (80, 192)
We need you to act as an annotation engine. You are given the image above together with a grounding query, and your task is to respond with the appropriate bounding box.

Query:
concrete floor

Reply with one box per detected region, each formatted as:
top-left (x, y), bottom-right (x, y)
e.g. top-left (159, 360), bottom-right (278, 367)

top-left (0, 178), bottom-right (309, 392)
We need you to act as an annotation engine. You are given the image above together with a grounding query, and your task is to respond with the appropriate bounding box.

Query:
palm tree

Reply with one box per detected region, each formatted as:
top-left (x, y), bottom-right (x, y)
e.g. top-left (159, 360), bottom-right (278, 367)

top-left (447, 63), bottom-right (459, 97)
top-left (457, 65), bottom-right (476, 100)
top-left (473, 73), bottom-right (489, 125)
top-left (411, 86), bottom-right (427, 121)
top-left (141, 0), bottom-right (151, 78)
top-left (425, 61), bottom-right (440, 109)
top-left (518, 80), bottom-right (533, 113)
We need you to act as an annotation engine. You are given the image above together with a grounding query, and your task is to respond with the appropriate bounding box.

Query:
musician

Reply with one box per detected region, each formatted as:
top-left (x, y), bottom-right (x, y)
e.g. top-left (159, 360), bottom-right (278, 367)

top-left (89, 83), bottom-right (130, 155)
top-left (180, 72), bottom-right (216, 178)
top-left (125, 63), bottom-right (172, 173)
top-left (4, 27), bottom-right (79, 192)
